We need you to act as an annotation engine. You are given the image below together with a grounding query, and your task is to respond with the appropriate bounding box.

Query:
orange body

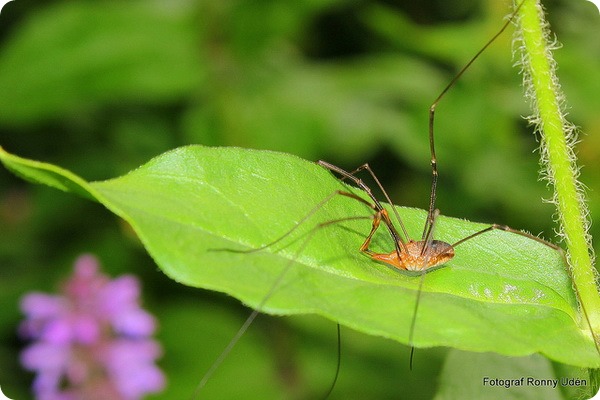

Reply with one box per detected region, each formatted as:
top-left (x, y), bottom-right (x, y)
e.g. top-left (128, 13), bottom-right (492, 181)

top-left (370, 240), bottom-right (454, 272)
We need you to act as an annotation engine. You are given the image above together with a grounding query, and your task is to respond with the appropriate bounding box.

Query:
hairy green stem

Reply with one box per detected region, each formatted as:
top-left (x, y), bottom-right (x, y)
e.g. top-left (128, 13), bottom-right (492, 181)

top-left (515, 0), bottom-right (600, 338)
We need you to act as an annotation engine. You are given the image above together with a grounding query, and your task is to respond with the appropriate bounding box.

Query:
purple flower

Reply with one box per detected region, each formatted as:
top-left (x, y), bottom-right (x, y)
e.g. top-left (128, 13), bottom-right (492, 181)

top-left (19, 254), bottom-right (165, 400)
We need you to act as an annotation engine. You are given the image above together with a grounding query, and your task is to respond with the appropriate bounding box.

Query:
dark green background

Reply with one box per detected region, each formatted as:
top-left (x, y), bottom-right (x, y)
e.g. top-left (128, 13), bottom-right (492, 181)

top-left (0, 0), bottom-right (598, 399)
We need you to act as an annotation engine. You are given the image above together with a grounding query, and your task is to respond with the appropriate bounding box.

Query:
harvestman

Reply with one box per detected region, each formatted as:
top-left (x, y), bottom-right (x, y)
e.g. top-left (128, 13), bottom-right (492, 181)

top-left (194, 0), bottom-right (598, 397)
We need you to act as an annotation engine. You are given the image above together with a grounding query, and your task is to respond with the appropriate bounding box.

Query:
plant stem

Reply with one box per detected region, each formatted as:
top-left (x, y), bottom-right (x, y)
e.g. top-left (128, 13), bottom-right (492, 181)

top-left (515, 0), bottom-right (600, 337)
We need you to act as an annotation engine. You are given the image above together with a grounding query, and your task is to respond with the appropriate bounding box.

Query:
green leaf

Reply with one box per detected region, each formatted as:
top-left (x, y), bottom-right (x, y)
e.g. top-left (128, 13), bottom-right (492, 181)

top-left (0, 1), bottom-right (203, 124)
top-left (1, 145), bottom-right (597, 368)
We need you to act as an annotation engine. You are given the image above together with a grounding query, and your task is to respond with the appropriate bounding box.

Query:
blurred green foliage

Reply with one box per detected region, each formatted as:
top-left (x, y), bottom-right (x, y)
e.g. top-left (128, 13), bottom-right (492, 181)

top-left (0, 0), bottom-right (598, 399)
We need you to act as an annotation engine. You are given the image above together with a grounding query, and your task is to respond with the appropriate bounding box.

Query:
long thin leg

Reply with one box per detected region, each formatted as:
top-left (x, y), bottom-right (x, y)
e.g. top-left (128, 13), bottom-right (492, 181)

top-left (408, 209), bottom-right (441, 370)
top-left (420, 209), bottom-right (441, 258)
top-left (408, 270), bottom-right (426, 371)
top-left (318, 161), bottom-right (407, 256)
top-left (451, 223), bottom-right (559, 249)
top-left (321, 323), bottom-right (341, 400)
top-left (340, 163), bottom-right (411, 243)
top-left (424, 0), bottom-right (527, 239)
top-left (357, 209), bottom-right (390, 258)
top-left (211, 190), bottom-right (376, 254)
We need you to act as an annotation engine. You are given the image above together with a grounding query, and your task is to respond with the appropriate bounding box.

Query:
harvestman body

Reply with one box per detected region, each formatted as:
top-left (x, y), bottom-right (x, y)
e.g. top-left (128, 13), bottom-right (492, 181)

top-left (194, 1), bottom-right (597, 398)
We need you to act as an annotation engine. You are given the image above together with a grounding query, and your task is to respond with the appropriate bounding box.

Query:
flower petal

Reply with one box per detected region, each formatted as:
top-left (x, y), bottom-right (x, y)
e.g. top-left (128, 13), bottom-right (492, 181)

top-left (99, 276), bottom-right (140, 316)
top-left (21, 342), bottom-right (70, 371)
top-left (20, 293), bottom-right (66, 319)
top-left (41, 318), bottom-right (72, 344)
top-left (112, 309), bottom-right (156, 337)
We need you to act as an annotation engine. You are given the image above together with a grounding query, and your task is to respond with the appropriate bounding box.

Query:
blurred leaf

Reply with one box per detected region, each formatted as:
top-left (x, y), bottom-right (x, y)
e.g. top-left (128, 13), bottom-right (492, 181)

top-left (1, 145), bottom-right (597, 369)
top-left (202, 0), bottom-right (344, 62)
top-left (183, 55), bottom-right (435, 161)
top-left (0, 1), bottom-right (204, 124)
